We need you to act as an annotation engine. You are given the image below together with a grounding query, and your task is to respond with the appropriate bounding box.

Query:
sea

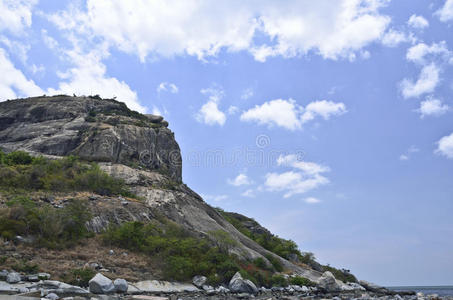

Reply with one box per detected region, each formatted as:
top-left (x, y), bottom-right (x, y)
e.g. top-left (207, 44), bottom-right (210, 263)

top-left (387, 286), bottom-right (453, 297)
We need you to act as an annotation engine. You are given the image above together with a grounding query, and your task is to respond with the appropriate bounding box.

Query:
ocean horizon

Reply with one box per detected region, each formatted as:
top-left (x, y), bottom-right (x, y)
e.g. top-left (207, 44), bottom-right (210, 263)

top-left (387, 286), bottom-right (453, 297)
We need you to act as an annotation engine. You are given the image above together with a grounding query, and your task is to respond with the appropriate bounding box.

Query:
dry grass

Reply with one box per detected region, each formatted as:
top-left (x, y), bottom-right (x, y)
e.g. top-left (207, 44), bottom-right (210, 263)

top-left (0, 236), bottom-right (164, 282)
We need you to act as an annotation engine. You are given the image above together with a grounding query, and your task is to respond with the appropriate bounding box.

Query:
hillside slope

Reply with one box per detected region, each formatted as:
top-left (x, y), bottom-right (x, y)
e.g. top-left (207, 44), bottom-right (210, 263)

top-left (0, 95), bottom-right (335, 285)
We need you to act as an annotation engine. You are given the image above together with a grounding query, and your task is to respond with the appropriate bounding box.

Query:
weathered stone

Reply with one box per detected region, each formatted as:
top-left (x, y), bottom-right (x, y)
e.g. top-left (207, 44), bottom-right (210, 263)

top-left (134, 280), bottom-right (199, 293)
top-left (38, 273), bottom-right (51, 280)
top-left (318, 271), bottom-right (341, 292)
top-left (192, 275), bottom-right (207, 288)
top-left (113, 278), bottom-right (128, 293)
top-left (88, 273), bottom-right (115, 294)
top-left (6, 272), bottom-right (21, 284)
top-left (228, 272), bottom-right (258, 294)
top-left (46, 293), bottom-right (59, 300)
top-left (26, 274), bottom-right (39, 282)
top-left (359, 280), bottom-right (389, 294)
top-left (145, 114), bottom-right (164, 123)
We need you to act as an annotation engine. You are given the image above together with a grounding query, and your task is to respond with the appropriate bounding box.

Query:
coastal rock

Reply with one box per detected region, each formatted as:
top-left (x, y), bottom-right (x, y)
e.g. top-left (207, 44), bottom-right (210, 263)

top-left (318, 271), bottom-right (341, 292)
top-left (46, 293), bottom-right (59, 300)
top-left (134, 280), bottom-right (199, 293)
top-left (40, 280), bottom-right (90, 294)
top-left (192, 275), bottom-right (207, 288)
top-left (359, 280), bottom-right (389, 294)
top-left (89, 273), bottom-right (116, 294)
top-left (6, 272), bottom-right (21, 284)
top-left (0, 270), bottom-right (8, 281)
top-left (113, 278), bottom-right (128, 293)
top-left (228, 272), bottom-right (258, 294)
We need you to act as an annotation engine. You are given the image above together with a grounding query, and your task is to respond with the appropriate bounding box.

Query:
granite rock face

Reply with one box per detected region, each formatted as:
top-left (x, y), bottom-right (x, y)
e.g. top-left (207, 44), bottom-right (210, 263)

top-left (0, 95), bottom-right (181, 181)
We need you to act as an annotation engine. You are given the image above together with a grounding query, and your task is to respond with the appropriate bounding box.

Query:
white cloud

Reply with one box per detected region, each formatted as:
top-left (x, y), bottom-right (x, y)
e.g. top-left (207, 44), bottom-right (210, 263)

top-left (241, 189), bottom-right (255, 198)
top-left (417, 97), bottom-right (449, 118)
top-left (400, 63), bottom-right (440, 99)
top-left (49, 0), bottom-right (391, 62)
top-left (304, 197), bottom-right (321, 204)
top-left (151, 106), bottom-right (162, 116)
top-left (240, 99), bottom-right (302, 130)
top-left (201, 194), bottom-right (228, 202)
top-left (435, 132), bottom-right (453, 159)
top-left (399, 154), bottom-right (409, 161)
top-left (436, 0), bottom-right (453, 22)
top-left (227, 105), bottom-right (239, 115)
top-left (241, 87), bottom-right (254, 100)
top-left (407, 14), bottom-right (429, 29)
top-left (406, 42), bottom-right (451, 65)
top-left (0, 48), bottom-right (43, 100)
top-left (228, 173), bottom-right (252, 186)
top-left (265, 154), bottom-right (330, 198)
top-left (381, 29), bottom-right (411, 47)
top-left (47, 43), bottom-right (146, 113)
top-left (301, 100), bottom-right (347, 123)
top-left (241, 98), bottom-right (346, 130)
top-left (277, 154), bottom-right (330, 175)
top-left (0, 0), bottom-right (37, 35)
top-left (399, 145), bottom-right (419, 161)
top-left (196, 86), bottom-right (226, 126)
top-left (157, 82), bottom-right (178, 94)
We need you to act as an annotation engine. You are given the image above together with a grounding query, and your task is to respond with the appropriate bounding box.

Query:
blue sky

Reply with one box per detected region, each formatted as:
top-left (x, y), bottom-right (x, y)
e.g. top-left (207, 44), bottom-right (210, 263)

top-left (1, 0), bottom-right (453, 286)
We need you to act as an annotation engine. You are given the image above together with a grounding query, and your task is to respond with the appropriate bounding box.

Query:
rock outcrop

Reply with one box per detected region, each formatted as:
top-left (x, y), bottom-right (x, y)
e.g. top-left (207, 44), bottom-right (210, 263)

top-left (0, 95), bottom-right (322, 282)
top-left (0, 95), bottom-right (181, 181)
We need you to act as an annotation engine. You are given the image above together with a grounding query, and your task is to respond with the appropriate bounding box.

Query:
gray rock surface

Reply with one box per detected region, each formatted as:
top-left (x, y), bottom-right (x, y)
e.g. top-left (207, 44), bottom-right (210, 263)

top-left (134, 280), bottom-right (199, 293)
top-left (89, 273), bottom-right (116, 294)
top-left (192, 275), bottom-right (207, 288)
top-left (113, 278), bottom-right (128, 293)
top-left (0, 96), bottom-right (181, 181)
top-left (318, 271), bottom-right (341, 292)
top-left (6, 272), bottom-right (21, 283)
top-left (228, 272), bottom-right (258, 294)
top-left (359, 279), bottom-right (390, 294)
top-left (0, 270), bottom-right (8, 281)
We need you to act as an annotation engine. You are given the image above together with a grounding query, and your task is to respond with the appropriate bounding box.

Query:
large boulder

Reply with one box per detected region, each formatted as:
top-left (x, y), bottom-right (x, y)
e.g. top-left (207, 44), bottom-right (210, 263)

top-left (192, 275), bottom-right (207, 288)
top-left (6, 272), bottom-right (21, 284)
top-left (228, 272), bottom-right (258, 294)
top-left (318, 271), bottom-right (341, 292)
top-left (89, 273), bottom-right (116, 294)
top-left (114, 278), bottom-right (128, 293)
top-left (359, 280), bottom-right (389, 294)
top-left (0, 270), bottom-right (8, 281)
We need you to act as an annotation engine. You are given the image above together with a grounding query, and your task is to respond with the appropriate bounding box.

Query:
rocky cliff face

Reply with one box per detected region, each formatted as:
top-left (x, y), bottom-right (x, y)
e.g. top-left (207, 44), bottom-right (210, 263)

top-left (0, 95), bottom-right (323, 282)
top-left (0, 95), bottom-right (181, 181)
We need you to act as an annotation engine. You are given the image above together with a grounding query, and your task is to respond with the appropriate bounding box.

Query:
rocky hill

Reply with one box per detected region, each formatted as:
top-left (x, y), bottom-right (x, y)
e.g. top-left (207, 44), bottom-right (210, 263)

top-left (0, 95), bottom-right (396, 299)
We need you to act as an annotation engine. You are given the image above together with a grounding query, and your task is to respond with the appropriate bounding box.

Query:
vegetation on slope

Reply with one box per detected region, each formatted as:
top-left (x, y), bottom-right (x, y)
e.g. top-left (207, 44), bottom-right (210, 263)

top-left (0, 150), bottom-right (134, 197)
top-left (217, 208), bottom-right (357, 283)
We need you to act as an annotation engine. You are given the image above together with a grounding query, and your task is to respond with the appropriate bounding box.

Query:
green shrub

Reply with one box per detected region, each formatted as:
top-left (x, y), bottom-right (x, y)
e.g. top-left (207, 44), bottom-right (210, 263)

top-left (322, 265), bottom-right (357, 283)
top-left (289, 276), bottom-right (315, 287)
top-left (0, 197), bottom-right (92, 249)
top-left (253, 257), bottom-right (268, 269)
top-left (103, 220), bottom-right (240, 283)
top-left (64, 268), bottom-right (96, 287)
top-left (12, 261), bottom-right (39, 273)
top-left (270, 274), bottom-right (288, 287)
top-left (265, 254), bottom-right (283, 272)
top-left (0, 153), bottom-right (135, 197)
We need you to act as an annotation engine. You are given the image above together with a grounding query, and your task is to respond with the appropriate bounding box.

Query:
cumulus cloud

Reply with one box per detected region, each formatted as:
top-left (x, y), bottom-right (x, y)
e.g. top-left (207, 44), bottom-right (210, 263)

top-left (435, 132), bottom-right (453, 159)
top-left (381, 29), bottom-right (412, 47)
top-left (241, 189), bottom-right (255, 198)
top-left (301, 100), bottom-right (347, 123)
top-left (417, 97), bottom-right (449, 118)
top-left (228, 173), bottom-right (252, 186)
top-left (400, 63), bottom-right (440, 99)
top-left (240, 99), bottom-right (302, 130)
top-left (0, 48), bottom-right (43, 100)
top-left (406, 42), bottom-right (451, 65)
top-left (304, 197), bottom-right (321, 204)
top-left (265, 154), bottom-right (330, 198)
top-left (47, 43), bottom-right (146, 113)
top-left (48, 0), bottom-right (391, 62)
top-left (436, 0), bottom-right (453, 22)
top-left (157, 82), bottom-right (178, 94)
top-left (240, 99), bottom-right (346, 130)
top-left (227, 106), bottom-right (239, 115)
top-left (196, 86), bottom-right (226, 126)
top-left (241, 87), bottom-right (254, 100)
top-left (407, 14), bottom-right (429, 29)
top-left (0, 0), bottom-right (37, 35)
